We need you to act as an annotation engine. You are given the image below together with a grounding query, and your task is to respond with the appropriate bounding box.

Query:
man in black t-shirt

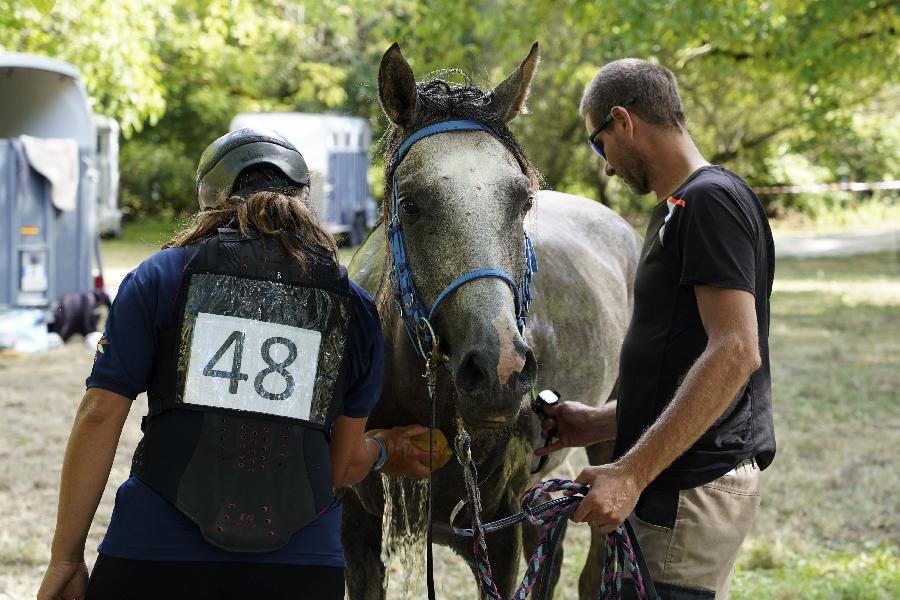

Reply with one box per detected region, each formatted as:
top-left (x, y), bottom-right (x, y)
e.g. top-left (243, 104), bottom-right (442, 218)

top-left (535, 59), bottom-right (775, 598)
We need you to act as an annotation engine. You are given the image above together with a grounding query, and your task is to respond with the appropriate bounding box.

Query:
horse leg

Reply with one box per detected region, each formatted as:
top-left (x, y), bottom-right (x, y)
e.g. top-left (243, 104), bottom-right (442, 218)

top-left (577, 439), bottom-right (615, 599)
top-left (342, 490), bottom-right (387, 600)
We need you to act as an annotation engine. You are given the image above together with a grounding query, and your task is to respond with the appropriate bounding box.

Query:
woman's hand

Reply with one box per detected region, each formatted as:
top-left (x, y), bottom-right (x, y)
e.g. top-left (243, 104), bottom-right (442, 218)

top-left (37, 558), bottom-right (89, 600)
top-left (377, 425), bottom-right (437, 478)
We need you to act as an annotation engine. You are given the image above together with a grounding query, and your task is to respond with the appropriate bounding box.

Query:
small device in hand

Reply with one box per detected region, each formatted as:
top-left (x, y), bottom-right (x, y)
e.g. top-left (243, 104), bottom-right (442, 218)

top-left (531, 389), bottom-right (560, 416)
top-left (531, 389), bottom-right (560, 474)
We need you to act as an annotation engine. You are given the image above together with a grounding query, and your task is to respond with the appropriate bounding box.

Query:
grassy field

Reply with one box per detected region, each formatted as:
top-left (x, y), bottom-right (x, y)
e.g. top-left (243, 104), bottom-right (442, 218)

top-left (731, 252), bottom-right (899, 599)
top-left (767, 198), bottom-right (900, 237)
top-left (0, 221), bottom-right (897, 599)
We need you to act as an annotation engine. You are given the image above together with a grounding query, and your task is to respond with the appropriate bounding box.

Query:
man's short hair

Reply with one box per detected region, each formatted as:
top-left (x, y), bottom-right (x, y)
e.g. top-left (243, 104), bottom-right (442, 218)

top-left (580, 58), bottom-right (686, 130)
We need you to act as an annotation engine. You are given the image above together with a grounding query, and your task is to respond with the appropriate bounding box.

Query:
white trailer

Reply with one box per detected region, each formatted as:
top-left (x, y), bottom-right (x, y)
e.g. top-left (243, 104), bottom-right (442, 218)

top-left (0, 53), bottom-right (100, 309)
top-left (230, 112), bottom-right (377, 244)
top-left (93, 114), bottom-right (122, 237)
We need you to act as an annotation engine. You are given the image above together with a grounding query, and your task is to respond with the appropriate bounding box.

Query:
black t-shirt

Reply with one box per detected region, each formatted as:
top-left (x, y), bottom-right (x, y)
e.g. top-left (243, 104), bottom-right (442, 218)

top-left (613, 165), bottom-right (775, 490)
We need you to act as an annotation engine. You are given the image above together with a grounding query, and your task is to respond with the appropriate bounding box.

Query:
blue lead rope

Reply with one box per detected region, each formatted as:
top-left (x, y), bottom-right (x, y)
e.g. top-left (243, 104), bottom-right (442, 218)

top-left (388, 119), bottom-right (538, 358)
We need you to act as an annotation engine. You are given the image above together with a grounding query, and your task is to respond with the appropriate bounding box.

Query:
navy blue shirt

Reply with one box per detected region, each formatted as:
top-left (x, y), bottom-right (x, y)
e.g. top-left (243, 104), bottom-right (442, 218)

top-left (87, 245), bottom-right (384, 565)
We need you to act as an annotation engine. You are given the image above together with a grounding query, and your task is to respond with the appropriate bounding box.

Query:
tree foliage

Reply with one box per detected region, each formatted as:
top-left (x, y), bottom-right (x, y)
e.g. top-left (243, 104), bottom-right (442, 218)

top-left (2, 0), bottom-right (897, 217)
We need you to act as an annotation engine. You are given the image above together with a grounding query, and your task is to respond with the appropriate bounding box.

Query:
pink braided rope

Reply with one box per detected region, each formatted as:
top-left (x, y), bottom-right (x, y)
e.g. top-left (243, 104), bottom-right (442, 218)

top-left (456, 432), bottom-right (647, 599)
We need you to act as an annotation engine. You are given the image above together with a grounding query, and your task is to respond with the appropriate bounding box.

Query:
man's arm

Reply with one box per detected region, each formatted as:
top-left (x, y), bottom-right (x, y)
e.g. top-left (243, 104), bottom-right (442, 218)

top-left (571, 285), bottom-right (761, 531)
top-left (533, 399), bottom-right (617, 456)
top-left (38, 388), bottom-right (131, 600)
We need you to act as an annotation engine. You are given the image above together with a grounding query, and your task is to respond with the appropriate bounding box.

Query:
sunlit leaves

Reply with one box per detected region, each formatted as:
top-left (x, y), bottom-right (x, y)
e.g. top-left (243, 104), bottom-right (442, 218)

top-left (28, 0), bottom-right (55, 15)
top-left (2, 0), bottom-right (895, 216)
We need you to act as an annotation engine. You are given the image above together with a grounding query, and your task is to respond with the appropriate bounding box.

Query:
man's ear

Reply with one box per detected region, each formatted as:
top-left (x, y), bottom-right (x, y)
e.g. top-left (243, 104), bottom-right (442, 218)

top-left (490, 42), bottom-right (540, 123)
top-left (379, 43), bottom-right (419, 129)
top-left (610, 105), bottom-right (636, 138)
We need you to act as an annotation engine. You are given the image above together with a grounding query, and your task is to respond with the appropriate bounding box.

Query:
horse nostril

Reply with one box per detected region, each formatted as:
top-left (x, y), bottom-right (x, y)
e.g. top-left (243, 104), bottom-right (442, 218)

top-left (516, 349), bottom-right (538, 393)
top-left (456, 351), bottom-right (490, 396)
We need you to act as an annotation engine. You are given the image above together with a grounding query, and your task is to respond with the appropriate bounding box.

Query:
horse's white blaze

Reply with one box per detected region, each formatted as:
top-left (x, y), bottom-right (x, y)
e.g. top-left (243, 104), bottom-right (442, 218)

top-left (492, 314), bottom-right (524, 385)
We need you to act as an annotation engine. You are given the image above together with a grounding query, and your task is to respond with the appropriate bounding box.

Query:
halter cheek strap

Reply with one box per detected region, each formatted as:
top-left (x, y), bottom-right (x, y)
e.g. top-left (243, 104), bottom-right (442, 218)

top-left (388, 120), bottom-right (538, 358)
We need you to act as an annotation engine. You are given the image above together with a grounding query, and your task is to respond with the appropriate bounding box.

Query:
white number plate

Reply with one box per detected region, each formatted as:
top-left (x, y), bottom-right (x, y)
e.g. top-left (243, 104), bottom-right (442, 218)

top-left (183, 312), bottom-right (322, 420)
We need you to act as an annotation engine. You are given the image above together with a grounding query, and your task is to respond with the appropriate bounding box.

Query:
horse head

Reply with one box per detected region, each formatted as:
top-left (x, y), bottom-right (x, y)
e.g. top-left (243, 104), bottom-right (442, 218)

top-left (378, 43), bottom-right (541, 429)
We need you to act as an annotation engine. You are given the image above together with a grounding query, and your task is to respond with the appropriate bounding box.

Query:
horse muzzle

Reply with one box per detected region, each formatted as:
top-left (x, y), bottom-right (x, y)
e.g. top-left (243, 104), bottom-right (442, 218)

top-left (452, 341), bottom-right (537, 428)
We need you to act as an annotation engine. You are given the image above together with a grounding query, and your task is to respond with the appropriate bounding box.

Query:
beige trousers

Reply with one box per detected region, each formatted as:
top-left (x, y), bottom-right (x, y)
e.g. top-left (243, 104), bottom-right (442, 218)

top-left (630, 460), bottom-right (761, 599)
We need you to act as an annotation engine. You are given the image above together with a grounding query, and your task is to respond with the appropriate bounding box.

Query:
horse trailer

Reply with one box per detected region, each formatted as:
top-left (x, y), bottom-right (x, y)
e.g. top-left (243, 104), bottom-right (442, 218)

top-left (229, 112), bottom-right (377, 245)
top-left (0, 53), bottom-right (99, 309)
top-left (93, 114), bottom-right (122, 237)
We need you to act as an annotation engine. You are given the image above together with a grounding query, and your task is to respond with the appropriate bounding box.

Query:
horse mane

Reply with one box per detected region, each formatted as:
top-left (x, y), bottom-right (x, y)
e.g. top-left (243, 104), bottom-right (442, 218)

top-left (374, 73), bottom-right (542, 316)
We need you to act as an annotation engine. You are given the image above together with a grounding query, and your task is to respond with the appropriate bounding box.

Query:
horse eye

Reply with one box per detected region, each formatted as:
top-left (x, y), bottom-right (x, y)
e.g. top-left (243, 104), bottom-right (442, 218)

top-left (522, 193), bottom-right (534, 214)
top-left (400, 201), bottom-right (420, 218)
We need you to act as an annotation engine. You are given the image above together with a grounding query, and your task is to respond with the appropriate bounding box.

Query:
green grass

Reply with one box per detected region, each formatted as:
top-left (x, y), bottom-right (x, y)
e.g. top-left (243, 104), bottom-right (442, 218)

top-left (728, 252), bottom-right (899, 599)
top-left (769, 198), bottom-right (900, 236)
top-left (101, 216), bottom-right (184, 268)
top-left (734, 542), bottom-right (899, 599)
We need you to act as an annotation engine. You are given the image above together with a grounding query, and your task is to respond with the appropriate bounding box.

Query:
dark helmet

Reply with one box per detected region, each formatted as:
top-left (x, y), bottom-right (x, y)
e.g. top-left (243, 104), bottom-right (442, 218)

top-left (196, 128), bottom-right (310, 210)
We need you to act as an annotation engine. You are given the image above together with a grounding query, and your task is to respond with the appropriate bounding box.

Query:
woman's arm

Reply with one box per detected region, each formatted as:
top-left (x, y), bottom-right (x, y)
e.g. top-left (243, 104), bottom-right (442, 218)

top-left (330, 417), bottom-right (433, 486)
top-left (38, 387), bottom-right (131, 600)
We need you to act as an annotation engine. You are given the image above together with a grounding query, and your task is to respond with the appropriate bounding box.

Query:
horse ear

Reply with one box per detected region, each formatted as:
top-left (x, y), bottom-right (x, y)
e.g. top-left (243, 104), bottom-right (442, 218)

top-left (379, 43), bottom-right (419, 129)
top-left (491, 42), bottom-right (540, 123)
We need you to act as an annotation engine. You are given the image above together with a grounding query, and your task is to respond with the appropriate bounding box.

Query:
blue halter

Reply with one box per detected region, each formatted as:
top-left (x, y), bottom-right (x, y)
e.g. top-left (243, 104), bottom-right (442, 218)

top-left (388, 120), bottom-right (539, 358)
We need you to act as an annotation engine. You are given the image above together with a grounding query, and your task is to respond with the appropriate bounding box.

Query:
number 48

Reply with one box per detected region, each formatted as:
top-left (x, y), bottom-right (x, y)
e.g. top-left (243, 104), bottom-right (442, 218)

top-left (202, 331), bottom-right (298, 401)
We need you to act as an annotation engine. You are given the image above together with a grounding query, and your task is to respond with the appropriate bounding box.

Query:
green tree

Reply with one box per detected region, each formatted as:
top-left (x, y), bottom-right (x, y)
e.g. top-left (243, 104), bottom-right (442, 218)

top-left (2, 0), bottom-right (897, 218)
top-left (1, 0), bottom-right (168, 134)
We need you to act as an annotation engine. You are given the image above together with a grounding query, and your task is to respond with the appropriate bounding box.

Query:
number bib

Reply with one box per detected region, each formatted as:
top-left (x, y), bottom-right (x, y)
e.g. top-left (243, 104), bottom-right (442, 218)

top-left (183, 312), bottom-right (322, 421)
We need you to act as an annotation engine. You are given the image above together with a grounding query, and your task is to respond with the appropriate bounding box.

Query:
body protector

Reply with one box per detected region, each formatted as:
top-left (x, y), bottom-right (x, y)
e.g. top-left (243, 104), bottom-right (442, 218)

top-left (132, 229), bottom-right (353, 553)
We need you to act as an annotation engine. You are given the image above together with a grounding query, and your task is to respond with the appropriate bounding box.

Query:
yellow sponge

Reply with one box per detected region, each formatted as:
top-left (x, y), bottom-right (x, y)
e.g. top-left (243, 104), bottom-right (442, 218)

top-left (365, 428), bottom-right (454, 471)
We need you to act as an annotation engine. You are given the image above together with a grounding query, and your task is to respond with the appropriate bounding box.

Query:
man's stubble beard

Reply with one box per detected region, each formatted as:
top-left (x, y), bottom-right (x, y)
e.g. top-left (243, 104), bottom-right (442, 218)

top-left (617, 146), bottom-right (653, 197)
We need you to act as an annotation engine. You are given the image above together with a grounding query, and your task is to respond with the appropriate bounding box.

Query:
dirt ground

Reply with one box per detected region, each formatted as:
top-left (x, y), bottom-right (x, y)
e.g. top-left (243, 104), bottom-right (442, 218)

top-left (0, 341), bottom-right (143, 599)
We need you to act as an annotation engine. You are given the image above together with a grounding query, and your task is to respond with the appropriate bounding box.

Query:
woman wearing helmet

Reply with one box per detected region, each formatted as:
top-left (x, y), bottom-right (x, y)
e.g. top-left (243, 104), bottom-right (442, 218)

top-left (38, 128), bottom-right (433, 600)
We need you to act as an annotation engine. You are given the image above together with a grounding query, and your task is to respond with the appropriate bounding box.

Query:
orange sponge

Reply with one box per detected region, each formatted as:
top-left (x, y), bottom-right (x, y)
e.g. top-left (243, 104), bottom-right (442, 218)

top-left (365, 428), bottom-right (454, 471)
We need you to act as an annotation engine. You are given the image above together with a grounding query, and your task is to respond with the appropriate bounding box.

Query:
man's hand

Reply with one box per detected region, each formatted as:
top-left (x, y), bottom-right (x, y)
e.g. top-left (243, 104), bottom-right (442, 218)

top-left (570, 462), bottom-right (642, 533)
top-left (37, 558), bottom-right (88, 600)
top-left (534, 400), bottom-right (616, 456)
top-left (377, 425), bottom-right (436, 478)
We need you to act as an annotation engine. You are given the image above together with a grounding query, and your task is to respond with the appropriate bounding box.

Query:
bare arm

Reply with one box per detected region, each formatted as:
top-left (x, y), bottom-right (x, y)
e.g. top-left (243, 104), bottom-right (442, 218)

top-left (572, 286), bottom-right (761, 530)
top-left (330, 416), bottom-right (380, 487)
top-left (38, 388), bottom-right (131, 600)
top-left (533, 399), bottom-right (617, 456)
top-left (330, 417), bottom-right (434, 487)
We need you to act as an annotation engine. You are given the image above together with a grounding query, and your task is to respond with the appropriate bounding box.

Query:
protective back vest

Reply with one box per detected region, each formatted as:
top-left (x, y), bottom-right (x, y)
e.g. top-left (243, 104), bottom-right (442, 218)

top-left (132, 229), bottom-right (353, 553)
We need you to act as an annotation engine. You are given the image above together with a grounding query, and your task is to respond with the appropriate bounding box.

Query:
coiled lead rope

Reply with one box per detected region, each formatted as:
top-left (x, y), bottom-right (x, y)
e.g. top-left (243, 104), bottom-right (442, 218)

top-left (452, 424), bottom-right (656, 600)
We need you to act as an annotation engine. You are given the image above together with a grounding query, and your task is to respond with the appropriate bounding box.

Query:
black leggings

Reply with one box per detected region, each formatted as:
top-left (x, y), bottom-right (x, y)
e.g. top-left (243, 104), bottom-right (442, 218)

top-left (86, 554), bottom-right (345, 600)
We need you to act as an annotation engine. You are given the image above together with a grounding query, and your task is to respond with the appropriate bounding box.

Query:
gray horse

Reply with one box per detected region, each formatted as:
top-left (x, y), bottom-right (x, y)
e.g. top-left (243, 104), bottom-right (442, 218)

top-left (342, 43), bottom-right (641, 599)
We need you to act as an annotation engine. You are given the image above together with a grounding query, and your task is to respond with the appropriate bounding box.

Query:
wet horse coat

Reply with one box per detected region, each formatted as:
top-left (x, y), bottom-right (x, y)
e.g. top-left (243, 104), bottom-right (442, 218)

top-left (341, 43), bottom-right (642, 599)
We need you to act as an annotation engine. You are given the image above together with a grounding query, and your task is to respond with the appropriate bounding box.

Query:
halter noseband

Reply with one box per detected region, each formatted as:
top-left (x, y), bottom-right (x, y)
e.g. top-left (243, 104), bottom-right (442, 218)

top-left (388, 120), bottom-right (538, 359)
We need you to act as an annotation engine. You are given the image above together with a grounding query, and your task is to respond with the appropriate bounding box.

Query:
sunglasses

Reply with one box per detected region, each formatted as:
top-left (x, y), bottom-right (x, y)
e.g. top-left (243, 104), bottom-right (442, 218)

top-left (588, 96), bottom-right (636, 159)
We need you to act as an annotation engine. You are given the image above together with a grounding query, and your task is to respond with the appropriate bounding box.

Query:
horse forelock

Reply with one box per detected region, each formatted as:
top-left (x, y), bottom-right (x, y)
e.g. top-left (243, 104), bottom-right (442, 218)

top-left (375, 76), bottom-right (542, 314)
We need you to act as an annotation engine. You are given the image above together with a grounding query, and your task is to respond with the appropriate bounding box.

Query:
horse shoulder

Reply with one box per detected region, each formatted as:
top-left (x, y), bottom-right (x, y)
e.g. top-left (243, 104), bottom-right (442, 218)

top-left (521, 191), bottom-right (640, 420)
top-left (347, 222), bottom-right (387, 296)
